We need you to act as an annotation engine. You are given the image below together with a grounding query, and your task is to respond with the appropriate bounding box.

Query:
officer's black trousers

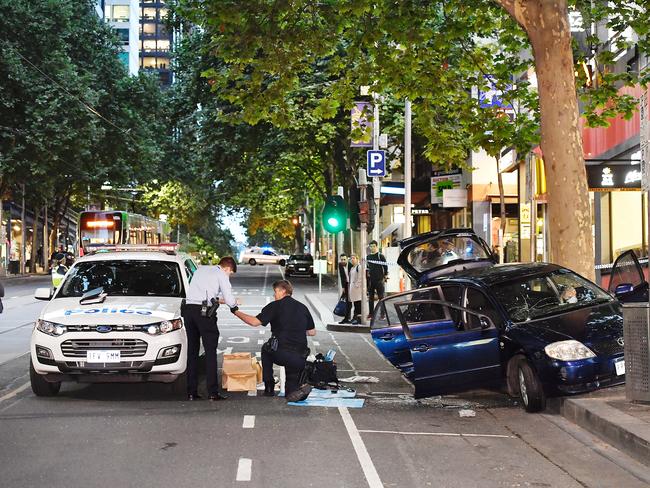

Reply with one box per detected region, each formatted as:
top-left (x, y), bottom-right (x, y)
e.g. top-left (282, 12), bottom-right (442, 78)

top-left (182, 304), bottom-right (221, 396)
top-left (261, 348), bottom-right (307, 395)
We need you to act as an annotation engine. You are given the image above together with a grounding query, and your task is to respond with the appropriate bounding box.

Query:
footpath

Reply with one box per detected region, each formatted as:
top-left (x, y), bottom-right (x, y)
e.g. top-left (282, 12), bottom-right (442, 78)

top-left (305, 288), bottom-right (650, 468)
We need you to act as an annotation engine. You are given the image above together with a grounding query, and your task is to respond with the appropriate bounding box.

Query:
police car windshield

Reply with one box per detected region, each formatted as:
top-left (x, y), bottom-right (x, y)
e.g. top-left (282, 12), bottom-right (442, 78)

top-left (57, 260), bottom-right (184, 298)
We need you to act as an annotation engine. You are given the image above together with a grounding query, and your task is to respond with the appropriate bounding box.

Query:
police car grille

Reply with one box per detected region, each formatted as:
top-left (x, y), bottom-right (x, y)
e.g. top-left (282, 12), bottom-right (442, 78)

top-left (61, 339), bottom-right (148, 357)
top-left (66, 324), bottom-right (141, 332)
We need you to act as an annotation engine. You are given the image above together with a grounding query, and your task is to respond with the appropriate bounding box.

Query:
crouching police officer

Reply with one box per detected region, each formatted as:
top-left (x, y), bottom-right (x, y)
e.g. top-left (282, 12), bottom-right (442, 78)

top-left (182, 256), bottom-right (239, 401)
top-left (234, 280), bottom-right (316, 399)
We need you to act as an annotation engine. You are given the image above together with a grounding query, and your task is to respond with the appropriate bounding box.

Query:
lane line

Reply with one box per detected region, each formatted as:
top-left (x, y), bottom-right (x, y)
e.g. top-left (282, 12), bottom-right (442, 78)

top-left (338, 407), bottom-right (383, 488)
top-left (0, 381), bottom-right (30, 404)
top-left (242, 415), bottom-right (255, 428)
top-left (236, 458), bottom-right (252, 481)
top-left (0, 351), bottom-right (30, 368)
top-left (0, 321), bottom-right (35, 335)
top-left (357, 429), bottom-right (515, 439)
top-left (329, 332), bottom-right (357, 372)
top-left (263, 266), bottom-right (269, 292)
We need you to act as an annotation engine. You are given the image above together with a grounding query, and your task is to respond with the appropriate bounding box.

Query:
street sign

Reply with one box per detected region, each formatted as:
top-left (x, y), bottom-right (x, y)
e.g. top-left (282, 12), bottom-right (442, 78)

top-left (367, 150), bottom-right (386, 177)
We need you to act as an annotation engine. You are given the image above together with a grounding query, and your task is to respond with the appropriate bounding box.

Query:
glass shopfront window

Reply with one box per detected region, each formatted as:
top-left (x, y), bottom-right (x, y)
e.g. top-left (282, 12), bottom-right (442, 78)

top-left (106, 5), bottom-right (129, 22)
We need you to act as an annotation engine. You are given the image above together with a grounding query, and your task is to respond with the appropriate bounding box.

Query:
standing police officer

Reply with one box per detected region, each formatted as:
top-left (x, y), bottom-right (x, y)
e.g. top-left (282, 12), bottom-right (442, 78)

top-left (233, 280), bottom-right (315, 399)
top-left (183, 256), bottom-right (239, 401)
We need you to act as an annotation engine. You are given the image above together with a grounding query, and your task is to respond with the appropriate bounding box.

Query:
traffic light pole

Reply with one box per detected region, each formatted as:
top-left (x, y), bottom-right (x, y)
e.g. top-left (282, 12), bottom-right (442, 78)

top-left (359, 168), bottom-right (369, 324)
top-left (372, 96), bottom-right (381, 243)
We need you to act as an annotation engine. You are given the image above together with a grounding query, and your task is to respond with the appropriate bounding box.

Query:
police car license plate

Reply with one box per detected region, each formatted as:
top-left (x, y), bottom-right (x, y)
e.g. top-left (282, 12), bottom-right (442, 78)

top-left (86, 350), bottom-right (121, 363)
top-left (615, 359), bottom-right (625, 376)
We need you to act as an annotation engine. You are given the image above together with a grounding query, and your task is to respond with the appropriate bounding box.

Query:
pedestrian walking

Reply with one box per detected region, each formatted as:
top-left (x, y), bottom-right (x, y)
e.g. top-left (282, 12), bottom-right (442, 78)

top-left (366, 240), bottom-right (388, 317)
top-left (0, 278), bottom-right (4, 314)
top-left (348, 255), bottom-right (363, 324)
top-left (337, 253), bottom-right (351, 324)
top-left (182, 256), bottom-right (239, 401)
top-left (233, 280), bottom-right (316, 399)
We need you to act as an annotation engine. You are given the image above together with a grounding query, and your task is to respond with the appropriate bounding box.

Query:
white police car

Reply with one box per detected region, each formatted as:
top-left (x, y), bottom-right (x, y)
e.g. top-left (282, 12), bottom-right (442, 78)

top-left (30, 245), bottom-right (197, 396)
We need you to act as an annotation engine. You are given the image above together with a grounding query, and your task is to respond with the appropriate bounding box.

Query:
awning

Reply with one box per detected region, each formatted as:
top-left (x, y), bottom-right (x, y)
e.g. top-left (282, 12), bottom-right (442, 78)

top-left (380, 222), bottom-right (402, 240)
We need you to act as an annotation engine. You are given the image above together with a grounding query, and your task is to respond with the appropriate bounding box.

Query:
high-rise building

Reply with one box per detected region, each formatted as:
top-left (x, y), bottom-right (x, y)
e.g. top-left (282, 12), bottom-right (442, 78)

top-left (139, 0), bottom-right (172, 85)
top-left (97, 0), bottom-right (140, 76)
top-left (96, 0), bottom-right (173, 86)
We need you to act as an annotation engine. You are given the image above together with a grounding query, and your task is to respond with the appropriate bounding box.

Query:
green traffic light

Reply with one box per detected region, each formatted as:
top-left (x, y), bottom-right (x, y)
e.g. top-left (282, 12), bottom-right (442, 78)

top-left (327, 217), bottom-right (339, 227)
top-left (321, 195), bottom-right (348, 233)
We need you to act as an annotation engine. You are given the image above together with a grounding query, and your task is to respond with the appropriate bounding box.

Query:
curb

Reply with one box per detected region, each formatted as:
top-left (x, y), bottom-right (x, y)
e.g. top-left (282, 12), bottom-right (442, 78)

top-left (557, 396), bottom-right (650, 468)
top-left (304, 293), bottom-right (335, 326)
top-left (325, 323), bottom-right (370, 333)
top-left (1, 273), bottom-right (49, 283)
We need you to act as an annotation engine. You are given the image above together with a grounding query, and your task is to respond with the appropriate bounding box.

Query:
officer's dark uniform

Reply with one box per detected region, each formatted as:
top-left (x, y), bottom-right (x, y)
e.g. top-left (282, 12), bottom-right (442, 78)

top-left (256, 295), bottom-right (315, 395)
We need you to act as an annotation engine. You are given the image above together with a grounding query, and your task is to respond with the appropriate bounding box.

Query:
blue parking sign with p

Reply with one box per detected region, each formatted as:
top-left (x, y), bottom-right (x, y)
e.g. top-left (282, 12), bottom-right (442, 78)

top-left (367, 150), bottom-right (386, 177)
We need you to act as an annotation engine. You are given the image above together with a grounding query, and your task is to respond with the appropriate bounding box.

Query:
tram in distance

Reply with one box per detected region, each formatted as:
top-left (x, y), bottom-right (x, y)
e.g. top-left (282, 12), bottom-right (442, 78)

top-left (78, 210), bottom-right (173, 255)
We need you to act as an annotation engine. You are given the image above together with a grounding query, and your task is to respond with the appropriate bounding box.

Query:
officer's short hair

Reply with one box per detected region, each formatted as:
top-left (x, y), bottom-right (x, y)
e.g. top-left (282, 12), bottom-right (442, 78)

top-left (273, 280), bottom-right (293, 296)
top-left (219, 256), bottom-right (237, 273)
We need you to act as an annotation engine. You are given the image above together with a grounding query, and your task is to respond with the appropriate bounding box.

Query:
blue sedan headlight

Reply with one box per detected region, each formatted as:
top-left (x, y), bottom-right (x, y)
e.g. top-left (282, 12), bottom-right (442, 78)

top-left (545, 340), bottom-right (596, 361)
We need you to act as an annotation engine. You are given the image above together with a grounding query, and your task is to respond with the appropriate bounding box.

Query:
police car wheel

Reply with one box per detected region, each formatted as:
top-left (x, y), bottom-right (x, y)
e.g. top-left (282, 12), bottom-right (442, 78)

top-left (249, 259), bottom-right (257, 266)
top-left (513, 356), bottom-right (545, 413)
top-left (170, 372), bottom-right (187, 396)
top-left (30, 359), bottom-right (61, 397)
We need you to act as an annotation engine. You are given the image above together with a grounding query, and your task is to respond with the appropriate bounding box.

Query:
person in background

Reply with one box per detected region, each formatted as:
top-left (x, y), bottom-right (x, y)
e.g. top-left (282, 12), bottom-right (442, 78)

top-left (233, 280), bottom-right (316, 399)
top-left (182, 256), bottom-right (239, 401)
top-left (366, 240), bottom-right (388, 317)
top-left (0, 278), bottom-right (4, 314)
top-left (348, 255), bottom-right (363, 324)
top-left (337, 253), bottom-right (351, 324)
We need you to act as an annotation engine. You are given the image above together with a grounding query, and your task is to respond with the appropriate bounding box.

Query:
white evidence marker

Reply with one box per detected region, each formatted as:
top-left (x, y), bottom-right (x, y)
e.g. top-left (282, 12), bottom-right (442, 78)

top-left (236, 458), bottom-right (252, 482)
top-left (242, 415), bottom-right (255, 428)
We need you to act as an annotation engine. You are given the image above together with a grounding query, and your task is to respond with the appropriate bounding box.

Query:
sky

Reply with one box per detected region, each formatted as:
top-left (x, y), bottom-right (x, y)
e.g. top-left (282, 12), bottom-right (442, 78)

top-left (221, 209), bottom-right (248, 246)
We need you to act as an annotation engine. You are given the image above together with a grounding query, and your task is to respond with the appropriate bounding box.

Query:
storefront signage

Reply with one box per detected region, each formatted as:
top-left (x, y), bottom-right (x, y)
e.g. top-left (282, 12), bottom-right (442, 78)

top-left (586, 165), bottom-right (642, 191)
top-left (520, 203), bottom-right (531, 224)
top-left (442, 189), bottom-right (468, 208)
top-left (431, 171), bottom-right (463, 204)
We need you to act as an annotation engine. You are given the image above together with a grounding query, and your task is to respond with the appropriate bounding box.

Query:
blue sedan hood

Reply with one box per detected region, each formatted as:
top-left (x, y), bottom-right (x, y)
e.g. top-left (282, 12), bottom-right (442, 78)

top-left (511, 301), bottom-right (624, 356)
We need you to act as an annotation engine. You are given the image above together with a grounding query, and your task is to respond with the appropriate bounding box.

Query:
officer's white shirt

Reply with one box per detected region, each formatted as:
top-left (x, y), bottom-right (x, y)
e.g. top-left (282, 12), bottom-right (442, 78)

top-left (185, 265), bottom-right (237, 308)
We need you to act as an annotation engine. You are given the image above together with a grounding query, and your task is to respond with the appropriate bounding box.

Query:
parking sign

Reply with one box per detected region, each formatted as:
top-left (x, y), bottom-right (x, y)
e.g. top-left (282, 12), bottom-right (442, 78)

top-left (367, 150), bottom-right (386, 177)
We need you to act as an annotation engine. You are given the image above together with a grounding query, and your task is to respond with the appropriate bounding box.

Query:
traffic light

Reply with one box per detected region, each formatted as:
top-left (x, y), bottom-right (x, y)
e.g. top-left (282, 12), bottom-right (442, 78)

top-left (291, 216), bottom-right (299, 226)
top-left (321, 195), bottom-right (348, 233)
top-left (349, 185), bottom-right (374, 233)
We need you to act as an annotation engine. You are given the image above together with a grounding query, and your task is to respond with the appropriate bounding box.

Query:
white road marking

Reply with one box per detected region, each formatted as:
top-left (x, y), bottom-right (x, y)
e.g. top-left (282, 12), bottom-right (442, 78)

top-left (0, 381), bottom-right (30, 404)
top-left (337, 369), bottom-right (395, 373)
top-left (227, 337), bottom-right (250, 344)
top-left (312, 341), bottom-right (320, 346)
top-left (338, 407), bottom-right (383, 488)
top-left (357, 429), bottom-right (514, 439)
top-left (259, 330), bottom-right (265, 335)
top-left (217, 347), bottom-right (233, 355)
top-left (247, 390), bottom-right (257, 397)
top-left (280, 366), bottom-right (286, 393)
top-left (329, 332), bottom-right (356, 372)
top-left (236, 458), bottom-right (252, 481)
top-left (263, 266), bottom-right (269, 292)
top-left (257, 339), bottom-right (264, 345)
top-left (242, 415), bottom-right (255, 428)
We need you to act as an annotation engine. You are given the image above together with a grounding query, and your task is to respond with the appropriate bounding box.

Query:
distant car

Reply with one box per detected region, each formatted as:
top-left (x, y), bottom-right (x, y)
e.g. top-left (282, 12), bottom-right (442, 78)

top-left (371, 228), bottom-right (631, 413)
top-left (240, 247), bottom-right (288, 266)
top-left (285, 254), bottom-right (314, 278)
top-left (30, 245), bottom-right (197, 397)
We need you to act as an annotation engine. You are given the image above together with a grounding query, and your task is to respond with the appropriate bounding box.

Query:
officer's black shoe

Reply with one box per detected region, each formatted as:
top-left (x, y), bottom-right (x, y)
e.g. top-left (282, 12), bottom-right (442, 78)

top-left (187, 393), bottom-right (203, 401)
top-left (263, 382), bottom-right (275, 397)
top-left (209, 392), bottom-right (228, 401)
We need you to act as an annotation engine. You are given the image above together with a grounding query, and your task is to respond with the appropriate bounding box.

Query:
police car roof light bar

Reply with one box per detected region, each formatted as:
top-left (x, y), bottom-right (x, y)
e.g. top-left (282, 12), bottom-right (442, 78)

top-left (84, 243), bottom-right (179, 255)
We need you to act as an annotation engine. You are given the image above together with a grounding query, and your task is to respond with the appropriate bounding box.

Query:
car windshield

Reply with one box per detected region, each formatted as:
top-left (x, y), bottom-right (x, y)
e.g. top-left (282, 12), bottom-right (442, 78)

top-left (407, 235), bottom-right (491, 273)
top-left (492, 270), bottom-right (612, 322)
top-left (57, 260), bottom-right (184, 298)
top-left (289, 255), bottom-right (312, 261)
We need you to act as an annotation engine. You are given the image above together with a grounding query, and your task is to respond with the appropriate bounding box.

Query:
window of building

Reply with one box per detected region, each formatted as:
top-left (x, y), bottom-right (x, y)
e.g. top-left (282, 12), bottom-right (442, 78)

top-left (142, 8), bottom-right (157, 20)
top-left (157, 40), bottom-right (170, 52)
top-left (141, 57), bottom-right (158, 69)
top-left (106, 5), bottom-right (129, 22)
top-left (116, 28), bottom-right (129, 44)
top-left (142, 40), bottom-right (157, 52)
top-left (117, 51), bottom-right (129, 68)
top-left (159, 8), bottom-right (169, 20)
top-left (141, 23), bottom-right (156, 35)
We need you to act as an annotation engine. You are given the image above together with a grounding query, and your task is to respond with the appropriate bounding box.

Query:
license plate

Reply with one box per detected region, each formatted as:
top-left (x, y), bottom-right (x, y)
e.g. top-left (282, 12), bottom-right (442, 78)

top-left (298, 268), bottom-right (306, 271)
top-left (615, 359), bottom-right (625, 376)
top-left (86, 350), bottom-right (121, 363)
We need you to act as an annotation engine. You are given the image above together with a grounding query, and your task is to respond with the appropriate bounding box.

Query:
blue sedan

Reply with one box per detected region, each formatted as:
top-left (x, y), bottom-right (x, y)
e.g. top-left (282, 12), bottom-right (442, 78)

top-left (371, 229), bottom-right (627, 412)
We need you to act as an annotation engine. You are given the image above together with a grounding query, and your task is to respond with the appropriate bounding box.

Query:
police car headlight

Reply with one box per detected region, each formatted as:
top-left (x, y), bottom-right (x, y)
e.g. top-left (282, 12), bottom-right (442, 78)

top-left (36, 319), bottom-right (66, 336)
top-left (147, 319), bottom-right (183, 335)
top-left (545, 340), bottom-right (596, 361)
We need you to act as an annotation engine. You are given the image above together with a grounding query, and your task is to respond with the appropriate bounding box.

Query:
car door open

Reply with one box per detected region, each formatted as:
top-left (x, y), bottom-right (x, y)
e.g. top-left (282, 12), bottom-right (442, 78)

top-left (395, 297), bottom-right (501, 399)
top-left (608, 250), bottom-right (648, 303)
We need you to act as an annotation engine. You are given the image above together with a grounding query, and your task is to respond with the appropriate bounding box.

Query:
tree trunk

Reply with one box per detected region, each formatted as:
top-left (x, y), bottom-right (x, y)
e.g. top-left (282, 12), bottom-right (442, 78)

top-left (496, 0), bottom-right (595, 279)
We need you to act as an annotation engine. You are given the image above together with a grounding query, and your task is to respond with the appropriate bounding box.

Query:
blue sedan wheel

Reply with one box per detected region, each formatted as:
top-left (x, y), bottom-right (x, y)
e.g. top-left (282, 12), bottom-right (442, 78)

top-left (513, 357), bottom-right (545, 413)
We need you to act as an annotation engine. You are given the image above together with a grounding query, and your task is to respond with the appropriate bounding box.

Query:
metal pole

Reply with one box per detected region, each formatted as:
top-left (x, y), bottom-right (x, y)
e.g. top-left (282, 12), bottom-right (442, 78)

top-left (359, 168), bottom-right (369, 324)
top-left (404, 98), bottom-right (412, 240)
top-left (372, 95), bottom-right (381, 243)
top-left (20, 184), bottom-right (26, 274)
top-left (0, 197), bottom-right (3, 275)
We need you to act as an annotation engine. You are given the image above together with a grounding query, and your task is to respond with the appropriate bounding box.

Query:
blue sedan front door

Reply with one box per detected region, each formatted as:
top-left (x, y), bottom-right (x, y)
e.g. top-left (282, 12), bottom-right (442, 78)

top-left (401, 288), bottom-right (502, 398)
